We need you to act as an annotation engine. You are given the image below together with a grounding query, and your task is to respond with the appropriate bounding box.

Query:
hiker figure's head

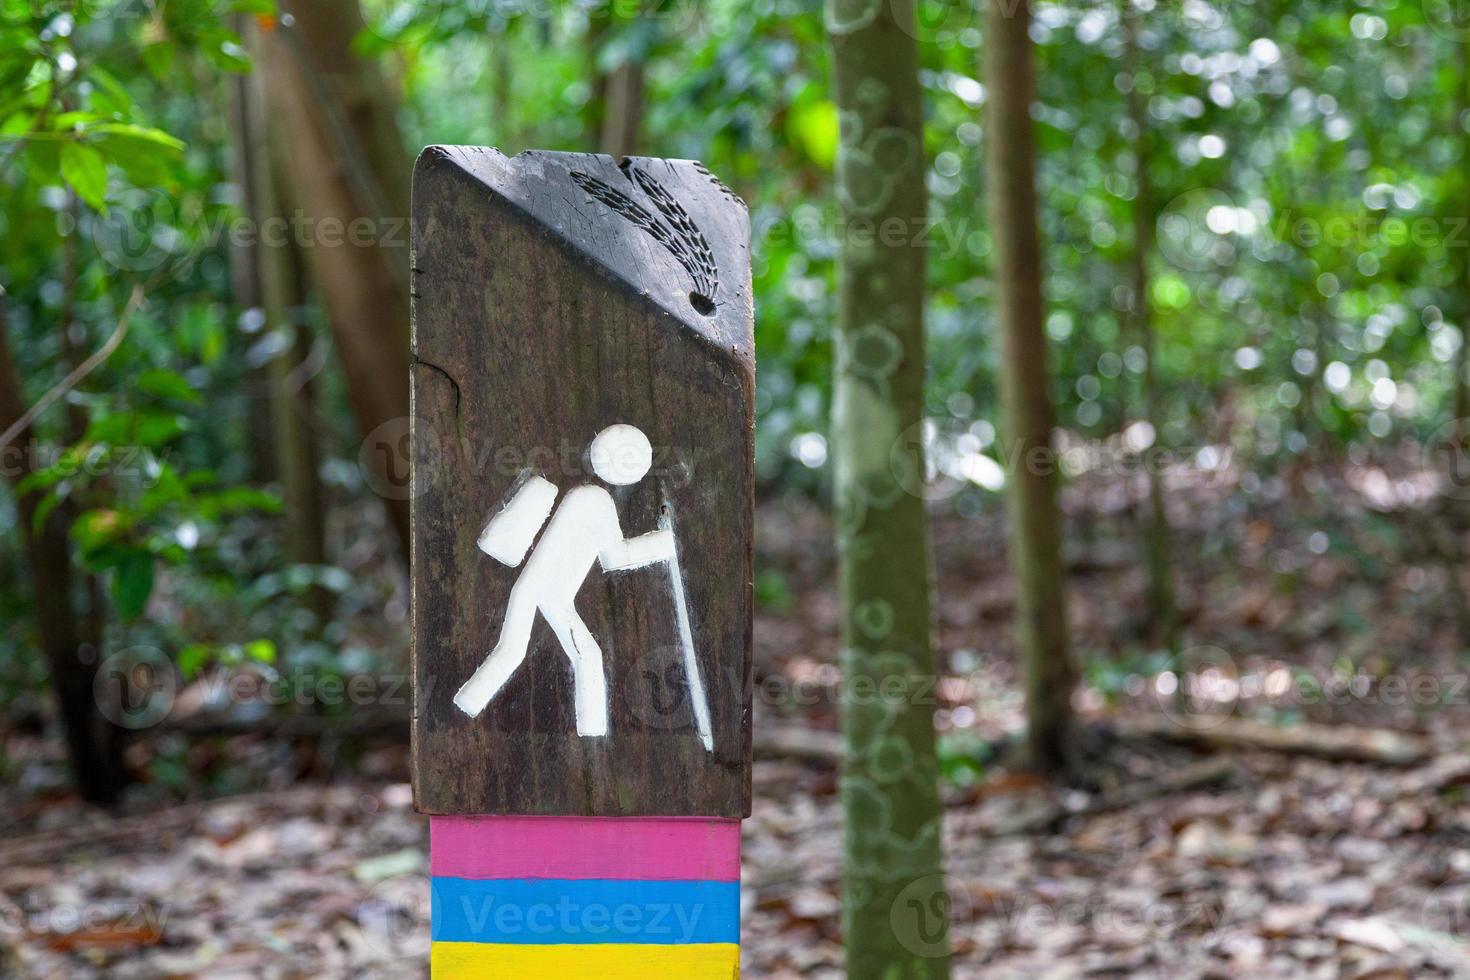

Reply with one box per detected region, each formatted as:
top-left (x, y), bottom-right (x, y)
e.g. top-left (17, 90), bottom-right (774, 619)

top-left (589, 423), bottom-right (653, 486)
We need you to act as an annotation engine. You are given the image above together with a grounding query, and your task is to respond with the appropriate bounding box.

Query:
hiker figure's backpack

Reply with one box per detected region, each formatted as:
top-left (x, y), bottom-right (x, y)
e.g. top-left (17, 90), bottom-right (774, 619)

top-left (476, 473), bottom-right (558, 566)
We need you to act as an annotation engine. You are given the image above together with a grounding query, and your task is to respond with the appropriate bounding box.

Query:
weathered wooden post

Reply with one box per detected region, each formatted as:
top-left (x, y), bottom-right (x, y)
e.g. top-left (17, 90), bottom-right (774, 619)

top-left (410, 147), bottom-right (753, 977)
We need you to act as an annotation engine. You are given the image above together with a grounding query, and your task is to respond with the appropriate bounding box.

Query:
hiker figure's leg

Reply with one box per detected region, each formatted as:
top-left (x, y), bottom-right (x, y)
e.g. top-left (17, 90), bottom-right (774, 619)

top-left (544, 606), bottom-right (609, 737)
top-left (453, 587), bottom-right (538, 717)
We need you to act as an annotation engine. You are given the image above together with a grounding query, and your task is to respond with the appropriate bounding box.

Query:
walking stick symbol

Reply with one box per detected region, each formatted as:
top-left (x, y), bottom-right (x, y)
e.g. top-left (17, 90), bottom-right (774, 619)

top-left (660, 501), bottom-right (713, 752)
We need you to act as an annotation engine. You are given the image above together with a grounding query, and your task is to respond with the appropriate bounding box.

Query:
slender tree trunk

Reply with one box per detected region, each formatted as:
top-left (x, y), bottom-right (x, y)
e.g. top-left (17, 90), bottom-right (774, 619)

top-left (1122, 1), bottom-right (1176, 651)
top-left (1456, 40), bottom-right (1470, 439)
top-left (241, 18), bottom-right (332, 626)
top-left (57, 193), bottom-right (88, 444)
top-left (256, 1), bottom-right (411, 561)
top-left (54, 188), bottom-right (109, 658)
top-left (226, 42), bottom-right (277, 484)
top-left (583, 13), bottom-right (610, 150)
top-left (828, 2), bottom-right (950, 977)
top-left (490, 33), bottom-right (512, 147)
top-left (1452, 39), bottom-right (1470, 636)
top-left (587, 10), bottom-right (645, 159)
top-left (599, 58), bottom-right (644, 158)
top-left (0, 307), bottom-right (126, 803)
top-left (985, 0), bottom-right (1077, 776)
top-left (266, 218), bottom-right (332, 628)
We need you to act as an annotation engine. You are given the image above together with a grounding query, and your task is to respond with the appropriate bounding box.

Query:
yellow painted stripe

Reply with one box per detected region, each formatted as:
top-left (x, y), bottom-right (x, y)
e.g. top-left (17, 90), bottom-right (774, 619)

top-left (431, 941), bottom-right (739, 979)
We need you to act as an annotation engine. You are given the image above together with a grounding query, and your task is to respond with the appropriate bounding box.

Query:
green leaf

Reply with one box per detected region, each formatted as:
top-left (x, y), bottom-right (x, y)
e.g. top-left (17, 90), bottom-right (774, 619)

top-left (96, 136), bottom-right (170, 186)
top-left (60, 142), bottom-right (108, 211)
top-left (72, 509), bottom-right (128, 553)
top-left (138, 41), bottom-right (175, 81)
top-left (203, 36), bottom-right (252, 73)
top-left (136, 368), bottom-right (202, 404)
top-left (29, 489), bottom-right (63, 538)
top-left (178, 643), bottom-right (212, 680)
top-left (137, 464), bottom-right (189, 513)
top-left (195, 486), bottom-right (283, 518)
top-left (787, 99), bottom-right (839, 168)
top-left (89, 124), bottom-right (185, 187)
top-left (135, 411), bottom-right (188, 447)
top-left (51, 110), bottom-right (101, 130)
top-left (86, 66), bottom-right (135, 117)
top-left (16, 464), bottom-right (67, 496)
top-left (244, 639), bottom-right (276, 664)
top-left (111, 550), bottom-right (155, 620)
top-left (0, 111), bottom-right (32, 137)
top-left (89, 122), bottom-right (186, 152)
top-left (85, 412), bottom-right (132, 444)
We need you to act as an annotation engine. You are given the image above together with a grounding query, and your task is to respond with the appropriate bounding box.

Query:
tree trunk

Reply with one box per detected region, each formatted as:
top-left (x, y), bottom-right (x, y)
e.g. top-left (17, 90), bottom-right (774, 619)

top-left (1456, 40), bottom-right (1470, 439)
top-left (1453, 39), bottom-right (1470, 637)
top-left (54, 187), bottom-right (108, 669)
top-left (256, 1), bottom-right (411, 561)
top-left (984, 0), bottom-right (1077, 776)
top-left (583, 14), bottom-right (610, 150)
top-left (587, 10), bottom-right (645, 159)
top-left (57, 193), bottom-right (89, 444)
top-left (1122, 0), bottom-right (1176, 651)
top-left (225, 50), bottom-right (277, 485)
top-left (0, 308), bottom-right (126, 803)
top-left (490, 33), bottom-right (512, 147)
top-left (828, 2), bottom-right (951, 977)
top-left (599, 58), bottom-right (644, 158)
top-left (241, 17), bottom-right (332, 626)
top-left (264, 227), bottom-right (331, 626)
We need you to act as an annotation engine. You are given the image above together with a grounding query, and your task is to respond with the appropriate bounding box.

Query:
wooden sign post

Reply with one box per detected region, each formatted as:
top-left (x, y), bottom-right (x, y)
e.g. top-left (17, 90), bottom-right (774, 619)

top-left (410, 147), bottom-right (753, 977)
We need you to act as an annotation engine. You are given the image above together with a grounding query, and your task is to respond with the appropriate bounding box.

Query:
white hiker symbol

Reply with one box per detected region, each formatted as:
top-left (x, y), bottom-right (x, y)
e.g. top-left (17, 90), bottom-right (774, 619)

top-left (453, 423), bottom-right (714, 751)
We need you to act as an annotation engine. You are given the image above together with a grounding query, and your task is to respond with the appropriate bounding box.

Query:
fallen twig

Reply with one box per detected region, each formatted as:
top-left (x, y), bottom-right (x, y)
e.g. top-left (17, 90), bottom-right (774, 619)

top-left (752, 726), bottom-right (843, 764)
top-left (1119, 715), bottom-right (1433, 767)
top-left (990, 755), bottom-right (1237, 836)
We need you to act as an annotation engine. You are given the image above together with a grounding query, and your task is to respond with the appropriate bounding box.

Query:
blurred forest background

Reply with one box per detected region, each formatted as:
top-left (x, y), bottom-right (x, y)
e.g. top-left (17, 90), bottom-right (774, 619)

top-left (4, 0), bottom-right (1470, 977)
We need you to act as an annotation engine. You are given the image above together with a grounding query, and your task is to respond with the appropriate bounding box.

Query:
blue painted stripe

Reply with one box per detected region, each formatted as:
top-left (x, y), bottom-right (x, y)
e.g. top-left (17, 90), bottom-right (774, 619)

top-left (430, 877), bottom-right (739, 945)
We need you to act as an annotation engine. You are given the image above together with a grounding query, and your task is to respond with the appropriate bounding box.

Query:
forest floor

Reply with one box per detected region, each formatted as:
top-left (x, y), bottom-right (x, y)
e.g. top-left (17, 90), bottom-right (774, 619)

top-left (3, 460), bottom-right (1470, 978)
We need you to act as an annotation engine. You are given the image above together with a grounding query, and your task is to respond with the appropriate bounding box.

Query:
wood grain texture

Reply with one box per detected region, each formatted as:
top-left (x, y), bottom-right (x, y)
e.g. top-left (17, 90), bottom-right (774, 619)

top-left (410, 147), bottom-right (753, 818)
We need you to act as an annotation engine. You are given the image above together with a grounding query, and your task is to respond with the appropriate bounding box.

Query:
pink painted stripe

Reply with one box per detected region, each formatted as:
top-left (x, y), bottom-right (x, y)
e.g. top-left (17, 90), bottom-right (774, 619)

top-left (430, 815), bottom-right (741, 882)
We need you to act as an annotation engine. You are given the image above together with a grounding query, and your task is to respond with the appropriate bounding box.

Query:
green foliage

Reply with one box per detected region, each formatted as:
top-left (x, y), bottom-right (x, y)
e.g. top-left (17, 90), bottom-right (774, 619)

top-left (3, 0), bottom-right (1470, 798)
top-left (178, 636), bottom-right (275, 680)
top-left (363, 0), bottom-right (1470, 496)
top-left (936, 729), bottom-right (990, 787)
top-left (0, 0), bottom-right (358, 719)
top-left (755, 567), bottom-right (794, 613)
